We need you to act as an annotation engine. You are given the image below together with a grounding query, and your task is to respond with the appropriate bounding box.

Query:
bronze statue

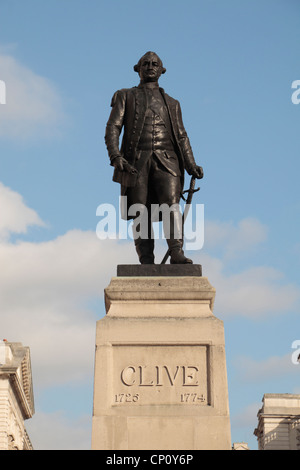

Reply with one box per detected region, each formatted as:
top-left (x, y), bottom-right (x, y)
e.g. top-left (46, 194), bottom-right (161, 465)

top-left (105, 51), bottom-right (203, 264)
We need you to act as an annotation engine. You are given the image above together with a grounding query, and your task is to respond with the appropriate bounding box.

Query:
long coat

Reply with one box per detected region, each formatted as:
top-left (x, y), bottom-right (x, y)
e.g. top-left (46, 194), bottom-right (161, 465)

top-left (105, 85), bottom-right (197, 218)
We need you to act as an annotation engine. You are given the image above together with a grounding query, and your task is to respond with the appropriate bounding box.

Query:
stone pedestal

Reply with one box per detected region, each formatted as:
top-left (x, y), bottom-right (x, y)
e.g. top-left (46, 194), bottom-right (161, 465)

top-left (91, 266), bottom-right (231, 450)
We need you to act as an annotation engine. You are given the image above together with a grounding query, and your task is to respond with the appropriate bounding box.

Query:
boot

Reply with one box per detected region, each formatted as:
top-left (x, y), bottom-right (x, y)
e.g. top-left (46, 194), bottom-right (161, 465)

top-left (133, 212), bottom-right (155, 264)
top-left (164, 208), bottom-right (193, 264)
top-left (134, 238), bottom-right (155, 264)
top-left (167, 239), bottom-right (193, 264)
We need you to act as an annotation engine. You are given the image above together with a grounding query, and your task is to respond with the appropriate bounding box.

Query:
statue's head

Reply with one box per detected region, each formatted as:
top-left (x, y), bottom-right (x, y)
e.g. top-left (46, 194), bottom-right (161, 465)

top-left (134, 51), bottom-right (166, 82)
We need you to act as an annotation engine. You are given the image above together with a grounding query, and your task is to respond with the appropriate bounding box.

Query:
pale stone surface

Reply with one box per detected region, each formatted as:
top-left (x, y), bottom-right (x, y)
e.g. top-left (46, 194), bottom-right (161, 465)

top-left (232, 442), bottom-right (250, 450)
top-left (92, 275), bottom-right (231, 450)
top-left (0, 341), bottom-right (34, 450)
top-left (254, 394), bottom-right (300, 450)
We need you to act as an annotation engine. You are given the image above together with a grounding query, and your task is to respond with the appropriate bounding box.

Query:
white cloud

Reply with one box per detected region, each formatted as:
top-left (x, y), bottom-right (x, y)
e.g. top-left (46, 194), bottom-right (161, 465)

top-left (190, 216), bottom-right (299, 317)
top-left (0, 182), bottom-right (45, 240)
top-left (233, 353), bottom-right (297, 383)
top-left (0, 52), bottom-right (65, 139)
top-left (0, 182), bottom-right (137, 387)
top-left (203, 217), bottom-right (268, 259)
top-left (0, 230), bottom-right (136, 387)
top-left (231, 401), bottom-right (261, 429)
top-left (230, 401), bottom-right (261, 449)
top-left (25, 411), bottom-right (91, 450)
top-left (0, 181), bottom-right (298, 392)
top-left (207, 258), bottom-right (300, 317)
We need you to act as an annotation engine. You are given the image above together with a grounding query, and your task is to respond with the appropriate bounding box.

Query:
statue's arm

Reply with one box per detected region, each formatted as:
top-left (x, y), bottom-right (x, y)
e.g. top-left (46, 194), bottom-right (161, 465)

top-left (105, 90), bottom-right (126, 165)
top-left (176, 101), bottom-right (203, 179)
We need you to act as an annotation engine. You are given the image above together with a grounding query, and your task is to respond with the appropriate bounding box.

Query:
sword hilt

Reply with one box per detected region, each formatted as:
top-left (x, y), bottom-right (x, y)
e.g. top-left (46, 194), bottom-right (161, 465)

top-left (181, 176), bottom-right (200, 202)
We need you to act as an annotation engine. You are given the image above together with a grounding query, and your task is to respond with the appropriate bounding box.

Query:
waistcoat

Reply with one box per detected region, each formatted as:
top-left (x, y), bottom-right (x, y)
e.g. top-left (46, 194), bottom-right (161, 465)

top-left (138, 90), bottom-right (175, 152)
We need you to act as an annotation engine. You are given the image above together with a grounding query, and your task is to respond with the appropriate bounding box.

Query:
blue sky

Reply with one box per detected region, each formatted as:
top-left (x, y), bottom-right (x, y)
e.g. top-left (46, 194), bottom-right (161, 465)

top-left (0, 0), bottom-right (300, 449)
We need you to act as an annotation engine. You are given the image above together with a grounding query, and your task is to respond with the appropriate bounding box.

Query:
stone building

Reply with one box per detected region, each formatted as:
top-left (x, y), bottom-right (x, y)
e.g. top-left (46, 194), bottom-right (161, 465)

top-left (254, 393), bottom-right (300, 450)
top-left (232, 442), bottom-right (250, 450)
top-left (0, 341), bottom-right (35, 450)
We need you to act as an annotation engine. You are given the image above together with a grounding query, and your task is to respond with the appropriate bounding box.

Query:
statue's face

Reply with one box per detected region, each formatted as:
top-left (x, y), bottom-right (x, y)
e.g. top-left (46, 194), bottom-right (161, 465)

top-left (138, 53), bottom-right (163, 82)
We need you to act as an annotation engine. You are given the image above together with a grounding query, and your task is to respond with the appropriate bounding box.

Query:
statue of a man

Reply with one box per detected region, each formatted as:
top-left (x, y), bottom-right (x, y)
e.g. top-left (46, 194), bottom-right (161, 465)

top-left (105, 51), bottom-right (203, 264)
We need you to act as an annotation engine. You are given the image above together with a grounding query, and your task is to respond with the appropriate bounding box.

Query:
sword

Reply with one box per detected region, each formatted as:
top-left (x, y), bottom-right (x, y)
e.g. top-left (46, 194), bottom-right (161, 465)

top-left (160, 176), bottom-right (200, 264)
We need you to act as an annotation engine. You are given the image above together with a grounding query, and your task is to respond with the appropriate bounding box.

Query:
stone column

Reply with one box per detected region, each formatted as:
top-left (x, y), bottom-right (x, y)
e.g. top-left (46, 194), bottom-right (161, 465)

top-left (92, 266), bottom-right (231, 450)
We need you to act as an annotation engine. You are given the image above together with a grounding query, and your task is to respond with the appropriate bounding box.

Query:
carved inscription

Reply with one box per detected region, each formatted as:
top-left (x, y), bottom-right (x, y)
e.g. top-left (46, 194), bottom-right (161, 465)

top-left (120, 365), bottom-right (200, 387)
top-left (112, 344), bottom-right (210, 406)
top-left (114, 393), bottom-right (139, 403)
